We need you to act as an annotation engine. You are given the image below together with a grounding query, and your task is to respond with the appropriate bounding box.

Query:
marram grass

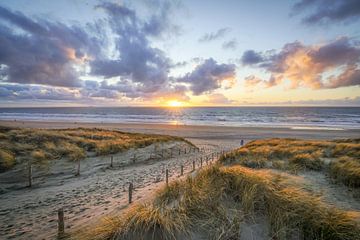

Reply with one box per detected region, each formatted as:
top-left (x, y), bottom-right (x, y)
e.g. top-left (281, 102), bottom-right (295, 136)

top-left (219, 138), bottom-right (360, 187)
top-left (78, 165), bottom-right (360, 240)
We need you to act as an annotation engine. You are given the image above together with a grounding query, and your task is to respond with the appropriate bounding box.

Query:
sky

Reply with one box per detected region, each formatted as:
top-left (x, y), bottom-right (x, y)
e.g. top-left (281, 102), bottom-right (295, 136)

top-left (0, 0), bottom-right (359, 107)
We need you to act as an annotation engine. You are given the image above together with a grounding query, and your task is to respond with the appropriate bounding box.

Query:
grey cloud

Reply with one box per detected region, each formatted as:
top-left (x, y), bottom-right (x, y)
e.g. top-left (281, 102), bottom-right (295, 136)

top-left (198, 28), bottom-right (230, 42)
top-left (178, 58), bottom-right (236, 95)
top-left (292, 0), bottom-right (360, 25)
top-left (240, 50), bottom-right (266, 65)
top-left (0, 6), bottom-right (102, 87)
top-left (222, 39), bottom-right (237, 50)
top-left (91, 2), bottom-right (175, 96)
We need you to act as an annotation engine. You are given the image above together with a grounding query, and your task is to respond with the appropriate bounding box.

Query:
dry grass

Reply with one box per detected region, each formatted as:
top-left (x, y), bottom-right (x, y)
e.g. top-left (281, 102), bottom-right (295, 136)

top-left (329, 157), bottom-right (360, 188)
top-left (80, 165), bottom-right (360, 240)
top-left (219, 138), bottom-right (360, 187)
top-left (0, 126), bottom-right (190, 172)
top-left (0, 149), bottom-right (15, 171)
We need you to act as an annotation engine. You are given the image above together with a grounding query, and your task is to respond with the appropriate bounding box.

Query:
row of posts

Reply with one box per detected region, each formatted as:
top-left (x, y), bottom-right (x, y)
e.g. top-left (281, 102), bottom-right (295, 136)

top-left (25, 146), bottom-right (224, 189)
top-left (25, 145), bottom-right (228, 189)
top-left (56, 149), bottom-right (227, 237)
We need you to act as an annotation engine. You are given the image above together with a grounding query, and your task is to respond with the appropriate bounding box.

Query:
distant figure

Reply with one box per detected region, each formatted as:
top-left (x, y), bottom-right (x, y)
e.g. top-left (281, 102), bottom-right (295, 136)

top-left (240, 139), bottom-right (244, 146)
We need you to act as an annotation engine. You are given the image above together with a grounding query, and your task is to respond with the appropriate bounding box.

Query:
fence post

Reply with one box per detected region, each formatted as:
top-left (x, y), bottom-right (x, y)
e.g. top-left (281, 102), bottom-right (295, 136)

top-left (184, 148), bottom-right (187, 154)
top-left (166, 169), bottom-right (169, 186)
top-left (200, 157), bottom-right (203, 168)
top-left (75, 159), bottom-right (80, 176)
top-left (58, 208), bottom-right (65, 237)
top-left (192, 160), bottom-right (195, 171)
top-left (28, 162), bottom-right (32, 187)
top-left (110, 156), bottom-right (113, 167)
top-left (128, 182), bottom-right (133, 204)
top-left (179, 149), bottom-right (181, 155)
top-left (180, 165), bottom-right (184, 176)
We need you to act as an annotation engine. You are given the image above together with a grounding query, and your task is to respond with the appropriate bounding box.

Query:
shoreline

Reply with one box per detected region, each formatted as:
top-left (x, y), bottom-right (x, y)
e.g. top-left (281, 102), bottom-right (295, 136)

top-left (1, 119), bottom-right (359, 140)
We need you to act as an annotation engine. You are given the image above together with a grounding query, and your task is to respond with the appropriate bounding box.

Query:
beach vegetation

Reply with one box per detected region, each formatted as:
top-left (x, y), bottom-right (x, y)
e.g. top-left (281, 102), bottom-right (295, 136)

top-left (0, 127), bottom-right (190, 171)
top-left (219, 138), bottom-right (360, 187)
top-left (80, 165), bottom-right (360, 240)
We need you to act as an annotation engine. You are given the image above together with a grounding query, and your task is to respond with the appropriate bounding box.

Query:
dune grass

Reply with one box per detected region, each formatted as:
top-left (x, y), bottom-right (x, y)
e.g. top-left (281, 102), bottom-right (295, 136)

top-left (219, 138), bottom-right (360, 187)
top-left (80, 165), bottom-right (360, 240)
top-left (0, 149), bottom-right (15, 171)
top-left (0, 126), bottom-right (191, 172)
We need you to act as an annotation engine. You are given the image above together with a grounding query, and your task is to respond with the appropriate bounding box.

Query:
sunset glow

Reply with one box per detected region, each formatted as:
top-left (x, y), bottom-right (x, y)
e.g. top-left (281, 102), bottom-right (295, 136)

top-left (0, 0), bottom-right (358, 107)
top-left (167, 100), bottom-right (184, 107)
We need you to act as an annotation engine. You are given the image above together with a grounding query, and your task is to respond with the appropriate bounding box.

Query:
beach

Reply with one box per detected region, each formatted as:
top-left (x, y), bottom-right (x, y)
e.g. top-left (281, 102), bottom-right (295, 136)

top-left (0, 120), bottom-right (359, 239)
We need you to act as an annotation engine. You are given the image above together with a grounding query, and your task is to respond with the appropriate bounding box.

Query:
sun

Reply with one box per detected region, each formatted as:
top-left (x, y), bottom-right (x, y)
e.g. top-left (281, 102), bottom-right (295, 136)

top-left (167, 100), bottom-right (184, 107)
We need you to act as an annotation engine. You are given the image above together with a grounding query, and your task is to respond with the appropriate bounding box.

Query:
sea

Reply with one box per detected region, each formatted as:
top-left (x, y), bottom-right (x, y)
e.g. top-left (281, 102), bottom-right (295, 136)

top-left (0, 107), bottom-right (359, 130)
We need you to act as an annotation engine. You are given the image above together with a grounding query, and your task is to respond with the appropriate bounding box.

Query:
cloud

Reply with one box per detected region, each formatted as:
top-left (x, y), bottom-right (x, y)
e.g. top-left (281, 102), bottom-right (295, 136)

top-left (0, 2), bottom-right (190, 102)
top-left (240, 50), bottom-right (266, 65)
top-left (222, 39), bottom-right (237, 50)
top-left (178, 58), bottom-right (236, 95)
top-left (0, 84), bottom-right (80, 101)
top-left (198, 28), bottom-right (230, 42)
top-left (242, 96), bottom-right (360, 106)
top-left (292, 0), bottom-right (360, 25)
top-left (0, 6), bottom-right (102, 87)
top-left (206, 93), bottom-right (234, 105)
top-left (90, 2), bottom-right (177, 96)
top-left (243, 37), bottom-right (360, 89)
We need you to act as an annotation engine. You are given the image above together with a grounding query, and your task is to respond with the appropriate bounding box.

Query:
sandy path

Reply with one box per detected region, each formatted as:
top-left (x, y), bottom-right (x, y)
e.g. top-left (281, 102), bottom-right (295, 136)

top-left (0, 138), bottom-right (239, 240)
top-left (300, 171), bottom-right (360, 211)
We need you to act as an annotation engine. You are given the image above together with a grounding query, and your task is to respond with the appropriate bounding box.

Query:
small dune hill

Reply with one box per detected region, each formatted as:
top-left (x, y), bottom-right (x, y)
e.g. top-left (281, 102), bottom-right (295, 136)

top-left (79, 138), bottom-right (360, 240)
top-left (219, 138), bottom-right (360, 188)
top-left (80, 165), bottom-right (360, 240)
top-left (0, 126), bottom-right (191, 172)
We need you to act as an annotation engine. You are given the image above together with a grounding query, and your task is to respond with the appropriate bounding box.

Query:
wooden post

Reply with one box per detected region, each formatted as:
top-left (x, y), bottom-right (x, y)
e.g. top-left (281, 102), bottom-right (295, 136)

top-left (184, 148), bottom-right (187, 154)
top-left (166, 169), bottom-right (169, 186)
top-left (180, 165), bottom-right (184, 176)
top-left (28, 162), bottom-right (32, 187)
top-left (75, 159), bottom-right (80, 176)
top-left (58, 208), bottom-right (64, 236)
top-left (128, 182), bottom-right (133, 204)
top-left (133, 154), bottom-right (136, 163)
top-left (110, 156), bottom-right (113, 167)
top-left (192, 160), bottom-right (195, 171)
top-left (200, 157), bottom-right (203, 168)
top-left (179, 149), bottom-right (181, 155)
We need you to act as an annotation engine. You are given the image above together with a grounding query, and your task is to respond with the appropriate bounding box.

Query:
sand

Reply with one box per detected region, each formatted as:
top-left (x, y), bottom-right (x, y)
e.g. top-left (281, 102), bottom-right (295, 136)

top-left (0, 120), bottom-right (359, 239)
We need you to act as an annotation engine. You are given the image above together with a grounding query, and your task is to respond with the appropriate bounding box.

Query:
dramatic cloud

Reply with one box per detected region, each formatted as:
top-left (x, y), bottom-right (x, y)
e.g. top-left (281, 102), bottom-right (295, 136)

top-left (178, 58), bottom-right (236, 95)
top-left (90, 2), bottom-right (177, 96)
top-left (0, 6), bottom-right (102, 87)
top-left (292, 0), bottom-right (360, 25)
top-left (242, 37), bottom-right (360, 89)
top-left (198, 28), bottom-right (230, 42)
top-left (222, 39), bottom-right (237, 50)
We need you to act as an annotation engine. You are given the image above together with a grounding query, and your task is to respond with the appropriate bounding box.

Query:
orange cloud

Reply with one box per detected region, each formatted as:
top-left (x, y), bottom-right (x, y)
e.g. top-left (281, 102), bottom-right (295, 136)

top-left (243, 37), bottom-right (360, 89)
